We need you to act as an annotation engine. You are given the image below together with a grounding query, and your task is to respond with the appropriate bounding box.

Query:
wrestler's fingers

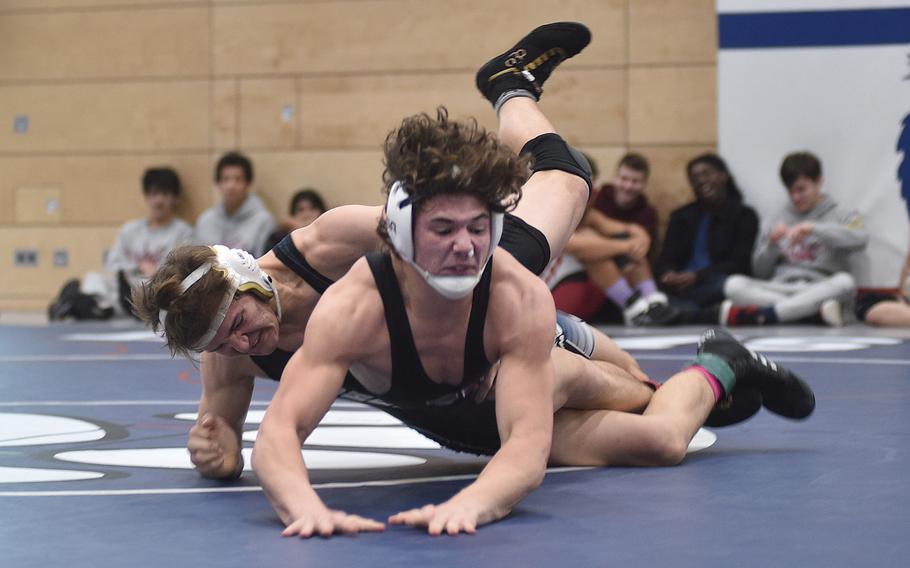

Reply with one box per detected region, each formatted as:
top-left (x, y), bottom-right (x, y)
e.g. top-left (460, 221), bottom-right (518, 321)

top-left (282, 518), bottom-right (315, 538)
top-left (344, 515), bottom-right (385, 534)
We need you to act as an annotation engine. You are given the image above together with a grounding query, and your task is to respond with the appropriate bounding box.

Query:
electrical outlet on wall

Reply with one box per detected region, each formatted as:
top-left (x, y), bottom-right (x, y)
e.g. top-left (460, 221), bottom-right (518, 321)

top-left (14, 114), bottom-right (29, 133)
top-left (14, 249), bottom-right (38, 267)
top-left (53, 249), bottom-right (69, 267)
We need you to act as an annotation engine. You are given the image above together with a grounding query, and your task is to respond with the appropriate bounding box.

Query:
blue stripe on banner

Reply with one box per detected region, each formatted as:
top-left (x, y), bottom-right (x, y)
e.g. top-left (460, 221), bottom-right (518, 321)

top-left (719, 8), bottom-right (910, 49)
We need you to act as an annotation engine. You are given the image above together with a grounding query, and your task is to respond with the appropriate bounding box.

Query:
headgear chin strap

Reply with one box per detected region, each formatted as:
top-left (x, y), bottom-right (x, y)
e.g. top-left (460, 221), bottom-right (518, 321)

top-left (384, 180), bottom-right (503, 299)
top-left (158, 245), bottom-right (281, 351)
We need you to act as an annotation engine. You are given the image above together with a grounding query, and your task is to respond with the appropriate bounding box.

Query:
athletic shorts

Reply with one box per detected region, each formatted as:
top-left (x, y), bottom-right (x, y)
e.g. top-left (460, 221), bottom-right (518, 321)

top-left (855, 291), bottom-right (905, 321)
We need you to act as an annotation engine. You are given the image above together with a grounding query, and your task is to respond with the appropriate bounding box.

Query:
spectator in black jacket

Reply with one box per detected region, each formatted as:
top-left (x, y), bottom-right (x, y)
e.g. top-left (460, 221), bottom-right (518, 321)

top-left (655, 153), bottom-right (759, 318)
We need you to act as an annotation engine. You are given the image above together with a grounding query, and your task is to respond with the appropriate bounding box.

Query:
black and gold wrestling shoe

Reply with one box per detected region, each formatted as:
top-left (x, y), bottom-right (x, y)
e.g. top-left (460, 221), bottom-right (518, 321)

top-left (476, 21), bottom-right (591, 107)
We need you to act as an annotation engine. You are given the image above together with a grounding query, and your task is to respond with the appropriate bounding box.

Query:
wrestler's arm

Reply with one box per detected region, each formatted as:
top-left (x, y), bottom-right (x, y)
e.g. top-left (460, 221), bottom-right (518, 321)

top-left (588, 326), bottom-right (650, 383)
top-left (187, 352), bottom-right (260, 479)
top-left (290, 205), bottom-right (384, 280)
top-left (252, 271), bottom-right (386, 537)
top-left (390, 271), bottom-right (556, 535)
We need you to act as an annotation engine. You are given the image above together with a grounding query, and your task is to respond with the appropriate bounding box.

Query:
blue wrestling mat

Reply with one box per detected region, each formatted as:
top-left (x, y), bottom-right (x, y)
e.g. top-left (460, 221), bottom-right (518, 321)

top-left (1, 321), bottom-right (909, 567)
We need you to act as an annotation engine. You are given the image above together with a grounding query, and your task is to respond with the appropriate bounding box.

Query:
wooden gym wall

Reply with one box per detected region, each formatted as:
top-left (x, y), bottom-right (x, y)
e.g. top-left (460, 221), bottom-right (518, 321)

top-left (0, 0), bottom-right (716, 310)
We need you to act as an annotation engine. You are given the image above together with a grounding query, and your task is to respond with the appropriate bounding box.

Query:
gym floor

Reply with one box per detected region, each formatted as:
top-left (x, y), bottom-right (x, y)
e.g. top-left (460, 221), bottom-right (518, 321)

top-left (2, 320), bottom-right (908, 567)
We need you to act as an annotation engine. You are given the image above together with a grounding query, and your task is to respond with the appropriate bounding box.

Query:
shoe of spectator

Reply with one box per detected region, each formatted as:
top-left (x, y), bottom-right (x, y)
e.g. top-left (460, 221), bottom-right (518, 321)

top-left (625, 292), bottom-right (679, 326)
top-left (719, 299), bottom-right (767, 326)
top-left (819, 298), bottom-right (845, 327)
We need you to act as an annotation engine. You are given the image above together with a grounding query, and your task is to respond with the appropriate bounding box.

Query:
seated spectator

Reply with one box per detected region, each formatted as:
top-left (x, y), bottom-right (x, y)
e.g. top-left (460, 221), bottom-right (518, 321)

top-left (196, 151), bottom-right (276, 256)
top-left (654, 153), bottom-right (759, 322)
top-left (722, 151), bottom-right (868, 326)
top-left (48, 167), bottom-right (194, 320)
top-left (856, 243), bottom-right (910, 327)
top-left (546, 153), bottom-right (675, 325)
top-left (264, 188), bottom-right (328, 251)
top-left (654, 153), bottom-right (758, 323)
top-left (859, 119), bottom-right (910, 326)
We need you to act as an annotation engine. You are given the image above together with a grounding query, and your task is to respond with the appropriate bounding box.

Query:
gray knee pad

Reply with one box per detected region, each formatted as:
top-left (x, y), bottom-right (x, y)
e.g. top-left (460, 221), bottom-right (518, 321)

top-left (554, 310), bottom-right (595, 359)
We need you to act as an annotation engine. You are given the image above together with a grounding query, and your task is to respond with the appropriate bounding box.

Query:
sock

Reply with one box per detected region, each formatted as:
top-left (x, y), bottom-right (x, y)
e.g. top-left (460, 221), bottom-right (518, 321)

top-left (493, 89), bottom-right (537, 115)
top-left (759, 306), bottom-right (779, 324)
top-left (606, 279), bottom-right (635, 307)
top-left (690, 366), bottom-right (725, 402)
top-left (637, 279), bottom-right (658, 299)
top-left (687, 353), bottom-right (737, 401)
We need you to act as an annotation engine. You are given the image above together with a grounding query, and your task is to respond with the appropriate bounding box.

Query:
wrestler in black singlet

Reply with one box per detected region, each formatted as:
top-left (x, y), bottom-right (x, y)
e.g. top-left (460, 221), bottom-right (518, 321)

top-left (247, 219), bottom-right (553, 454)
top-left (342, 251), bottom-right (501, 455)
top-left (250, 217), bottom-right (550, 380)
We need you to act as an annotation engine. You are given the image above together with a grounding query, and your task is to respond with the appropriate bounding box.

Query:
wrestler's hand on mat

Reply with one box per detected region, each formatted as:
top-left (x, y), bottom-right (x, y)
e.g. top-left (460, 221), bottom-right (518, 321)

top-left (282, 507), bottom-right (385, 538)
top-left (187, 414), bottom-right (241, 479)
top-left (388, 499), bottom-right (495, 536)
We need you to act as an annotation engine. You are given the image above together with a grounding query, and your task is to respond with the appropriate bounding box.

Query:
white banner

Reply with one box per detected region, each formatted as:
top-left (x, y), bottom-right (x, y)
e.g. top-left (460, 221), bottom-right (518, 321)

top-left (717, 1), bottom-right (910, 287)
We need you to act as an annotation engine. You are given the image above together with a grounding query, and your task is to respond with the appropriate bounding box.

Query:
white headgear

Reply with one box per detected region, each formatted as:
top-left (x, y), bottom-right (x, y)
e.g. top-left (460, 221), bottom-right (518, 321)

top-left (158, 245), bottom-right (281, 351)
top-left (384, 180), bottom-right (503, 299)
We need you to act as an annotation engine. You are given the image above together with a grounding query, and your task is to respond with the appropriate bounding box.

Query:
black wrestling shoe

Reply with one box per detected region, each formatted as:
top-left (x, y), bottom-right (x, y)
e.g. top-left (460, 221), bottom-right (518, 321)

top-left (704, 384), bottom-right (763, 427)
top-left (697, 328), bottom-right (815, 420)
top-left (476, 22), bottom-right (592, 106)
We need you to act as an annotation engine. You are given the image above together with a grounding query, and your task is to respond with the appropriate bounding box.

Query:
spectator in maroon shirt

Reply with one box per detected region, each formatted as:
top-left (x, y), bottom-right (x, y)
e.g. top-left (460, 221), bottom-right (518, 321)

top-left (547, 153), bottom-right (675, 325)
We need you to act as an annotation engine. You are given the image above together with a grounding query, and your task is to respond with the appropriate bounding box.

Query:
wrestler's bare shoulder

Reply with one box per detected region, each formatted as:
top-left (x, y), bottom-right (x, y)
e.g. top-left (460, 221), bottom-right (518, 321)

top-left (487, 250), bottom-right (555, 346)
top-left (307, 258), bottom-right (387, 357)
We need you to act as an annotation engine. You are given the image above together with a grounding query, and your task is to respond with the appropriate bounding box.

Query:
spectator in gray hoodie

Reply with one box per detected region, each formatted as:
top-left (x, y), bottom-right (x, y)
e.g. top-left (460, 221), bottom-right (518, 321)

top-left (196, 152), bottom-right (276, 256)
top-left (721, 151), bottom-right (868, 326)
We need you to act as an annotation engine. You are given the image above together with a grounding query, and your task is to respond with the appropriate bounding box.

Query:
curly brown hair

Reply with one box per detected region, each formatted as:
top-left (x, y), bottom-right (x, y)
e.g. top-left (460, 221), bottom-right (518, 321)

top-left (377, 107), bottom-right (529, 248)
top-left (131, 245), bottom-right (234, 358)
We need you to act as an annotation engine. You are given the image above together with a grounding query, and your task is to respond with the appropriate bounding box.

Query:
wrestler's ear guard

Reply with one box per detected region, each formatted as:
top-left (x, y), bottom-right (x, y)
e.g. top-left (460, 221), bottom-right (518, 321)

top-left (385, 180), bottom-right (505, 264)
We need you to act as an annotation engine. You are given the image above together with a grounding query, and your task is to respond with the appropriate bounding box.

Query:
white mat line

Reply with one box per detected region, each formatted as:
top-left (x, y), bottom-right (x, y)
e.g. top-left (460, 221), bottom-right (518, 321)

top-left (0, 354), bottom-right (176, 363)
top-left (0, 400), bottom-right (270, 407)
top-left (631, 354), bottom-right (910, 365)
top-left (0, 467), bottom-right (592, 497)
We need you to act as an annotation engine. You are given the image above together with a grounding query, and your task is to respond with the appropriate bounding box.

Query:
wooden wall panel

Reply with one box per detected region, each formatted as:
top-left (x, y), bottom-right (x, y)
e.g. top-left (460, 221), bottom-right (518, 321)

top-left (0, 7), bottom-right (210, 81)
top-left (537, 69), bottom-right (626, 146)
top-left (577, 146), bottom-right (628, 188)
top-left (213, 0), bottom-right (625, 75)
top-left (0, 1), bottom-right (721, 310)
top-left (628, 66), bottom-right (716, 145)
top-left (249, 150), bottom-right (387, 213)
top-left (239, 78), bottom-right (299, 149)
top-left (0, 154), bottom-right (211, 224)
top-left (0, 1), bottom-right (202, 10)
top-left (629, 0), bottom-right (717, 64)
top-left (15, 187), bottom-right (61, 224)
top-left (0, 226), bottom-right (120, 298)
top-left (213, 79), bottom-right (239, 150)
top-left (0, 81), bottom-right (211, 152)
top-left (297, 68), bottom-right (621, 149)
top-left (298, 73), bottom-right (491, 149)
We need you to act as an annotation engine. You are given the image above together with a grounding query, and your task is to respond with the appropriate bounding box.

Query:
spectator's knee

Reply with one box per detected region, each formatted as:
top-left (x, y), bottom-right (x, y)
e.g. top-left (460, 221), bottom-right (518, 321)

top-left (829, 272), bottom-right (856, 296)
top-left (724, 274), bottom-right (750, 297)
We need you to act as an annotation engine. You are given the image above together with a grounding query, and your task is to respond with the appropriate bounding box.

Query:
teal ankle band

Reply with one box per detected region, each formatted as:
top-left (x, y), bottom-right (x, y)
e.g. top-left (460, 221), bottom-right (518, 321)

top-left (689, 353), bottom-right (737, 395)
